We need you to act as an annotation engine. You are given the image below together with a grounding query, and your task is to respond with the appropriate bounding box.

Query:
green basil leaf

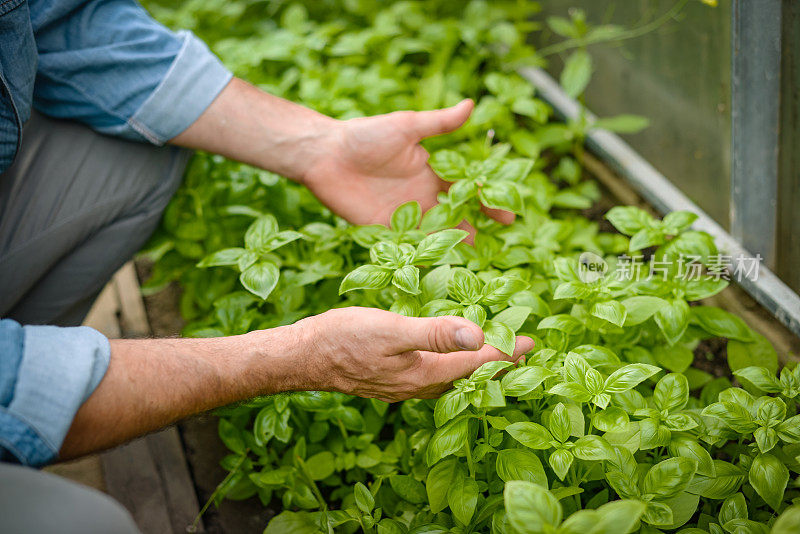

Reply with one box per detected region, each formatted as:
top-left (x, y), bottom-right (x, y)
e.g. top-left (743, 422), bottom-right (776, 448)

top-left (772, 506), bottom-right (800, 534)
top-left (654, 299), bottom-right (690, 345)
top-left (654, 373), bottom-right (690, 412)
top-left (420, 264), bottom-right (451, 302)
top-left (339, 265), bottom-right (393, 294)
top-left (548, 403), bottom-right (571, 443)
top-left (538, 314), bottom-right (585, 336)
top-left (621, 296), bottom-right (668, 326)
top-left (470, 360), bottom-right (514, 383)
top-left (686, 460), bottom-right (746, 499)
top-left (592, 407), bottom-right (630, 433)
top-left (447, 475), bottom-right (479, 525)
top-left (433, 390), bottom-right (470, 428)
top-left (563, 352), bottom-right (591, 386)
top-left (733, 366), bottom-right (782, 393)
top-left (426, 458), bottom-right (463, 513)
top-left (591, 300), bottom-right (627, 327)
top-left (629, 227), bottom-right (665, 251)
top-left (420, 299), bottom-right (463, 317)
top-left (491, 158), bottom-right (535, 182)
top-left (571, 435), bottom-right (615, 461)
top-left (748, 453), bottom-right (788, 511)
top-left (426, 417), bottom-right (469, 466)
top-left (668, 436), bottom-right (715, 477)
top-left (496, 449), bottom-right (548, 487)
top-left (603, 363), bottom-right (660, 394)
top-left (479, 182), bottom-right (524, 214)
top-left (691, 306), bottom-right (755, 342)
top-left (198, 247), bottom-right (246, 267)
top-left (429, 150), bottom-right (466, 181)
top-left (505, 421), bottom-right (553, 449)
top-left (777, 414), bottom-right (800, 443)
top-left (371, 241), bottom-right (403, 266)
top-left (605, 470), bottom-right (640, 499)
top-left (244, 215), bottom-right (279, 251)
top-left (592, 114), bottom-right (650, 134)
top-left (390, 201), bottom-right (422, 232)
top-left (392, 265), bottom-right (420, 294)
top-left (501, 366), bottom-right (555, 397)
top-left (264, 230), bottom-right (303, 252)
top-left (754, 427), bottom-right (778, 454)
top-left (549, 449), bottom-right (574, 481)
top-left (463, 303), bottom-right (487, 327)
top-left (448, 267), bottom-right (482, 304)
top-left (590, 499), bottom-right (647, 534)
top-left (570, 345), bottom-right (620, 369)
top-left (701, 402), bottom-right (758, 434)
top-left (473, 380), bottom-right (507, 410)
top-left (305, 451), bottom-right (335, 481)
top-left (643, 457), bottom-right (697, 500)
top-left (642, 500), bottom-right (673, 526)
top-left (481, 276), bottom-right (529, 306)
top-left (504, 481), bottom-right (562, 534)
top-left (605, 206), bottom-right (653, 236)
top-left (560, 49), bottom-right (592, 98)
top-left (483, 320), bottom-right (516, 357)
top-left (652, 344), bottom-right (694, 373)
top-left (719, 492), bottom-right (747, 524)
top-left (351, 224), bottom-right (393, 248)
top-left (662, 210), bottom-right (698, 232)
top-left (449, 179), bottom-right (478, 207)
top-left (354, 482), bottom-right (374, 513)
top-left (548, 382), bottom-right (593, 403)
top-left (492, 306), bottom-right (532, 331)
top-left (727, 332), bottom-right (779, 375)
top-left (389, 474), bottom-right (427, 504)
top-left (240, 261), bottom-right (280, 300)
top-left (662, 492), bottom-right (699, 530)
top-left (413, 229), bottom-right (469, 265)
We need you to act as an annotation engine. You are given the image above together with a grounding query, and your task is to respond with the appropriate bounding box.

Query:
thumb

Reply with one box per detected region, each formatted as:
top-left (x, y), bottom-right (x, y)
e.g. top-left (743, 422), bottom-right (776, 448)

top-left (411, 99), bottom-right (474, 139)
top-left (399, 315), bottom-right (484, 354)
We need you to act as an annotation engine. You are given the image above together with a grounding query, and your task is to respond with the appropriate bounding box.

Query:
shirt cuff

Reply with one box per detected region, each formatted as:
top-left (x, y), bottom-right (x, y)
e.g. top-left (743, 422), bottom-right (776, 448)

top-left (0, 325), bottom-right (110, 466)
top-left (123, 30), bottom-right (233, 145)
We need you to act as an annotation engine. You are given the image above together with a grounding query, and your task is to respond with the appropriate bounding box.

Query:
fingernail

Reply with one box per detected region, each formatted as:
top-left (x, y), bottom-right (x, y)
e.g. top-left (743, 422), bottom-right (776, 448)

top-left (456, 328), bottom-right (481, 350)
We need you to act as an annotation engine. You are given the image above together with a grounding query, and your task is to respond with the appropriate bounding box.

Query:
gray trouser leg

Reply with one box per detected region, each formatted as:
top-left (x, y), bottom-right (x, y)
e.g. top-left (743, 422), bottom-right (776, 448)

top-left (0, 110), bottom-right (190, 326)
top-left (0, 463), bottom-right (140, 534)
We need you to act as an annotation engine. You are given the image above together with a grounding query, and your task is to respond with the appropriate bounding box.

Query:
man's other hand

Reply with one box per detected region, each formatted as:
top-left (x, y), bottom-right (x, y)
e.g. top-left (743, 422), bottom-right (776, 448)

top-left (301, 100), bottom-right (514, 227)
top-left (288, 307), bottom-right (534, 402)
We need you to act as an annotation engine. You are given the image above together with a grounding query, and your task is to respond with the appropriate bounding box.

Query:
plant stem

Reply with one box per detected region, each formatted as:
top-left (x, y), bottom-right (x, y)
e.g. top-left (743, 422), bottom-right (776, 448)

top-left (537, 0), bottom-right (690, 57)
top-left (296, 455), bottom-right (328, 512)
top-left (189, 451), bottom-right (248, 532)
top-left (464, 442), bottom-right (477, 479)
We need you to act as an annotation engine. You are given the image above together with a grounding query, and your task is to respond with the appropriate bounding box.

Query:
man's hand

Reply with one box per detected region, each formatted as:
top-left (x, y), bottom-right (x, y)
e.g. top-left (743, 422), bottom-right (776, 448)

top-left (171, 79), bottom-right (513, 227)
top-left (290, 307), bottom-right (535, 402)
top-left (301, 101), bottom-right (471, 225)
top-left (61, 305), bottom-right (533, 458)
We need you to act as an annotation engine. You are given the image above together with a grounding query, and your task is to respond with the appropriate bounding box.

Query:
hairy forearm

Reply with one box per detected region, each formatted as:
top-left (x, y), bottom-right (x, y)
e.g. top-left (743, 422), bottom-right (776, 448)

top-left (170, 77), bottom-right (339, 182)
top-left (59, 324), bottom-right (312, 460)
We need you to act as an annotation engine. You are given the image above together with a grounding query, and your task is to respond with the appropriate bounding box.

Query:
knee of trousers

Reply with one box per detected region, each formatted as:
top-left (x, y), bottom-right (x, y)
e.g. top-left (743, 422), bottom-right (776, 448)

top-left (0, 464), bottom-right (141, 534)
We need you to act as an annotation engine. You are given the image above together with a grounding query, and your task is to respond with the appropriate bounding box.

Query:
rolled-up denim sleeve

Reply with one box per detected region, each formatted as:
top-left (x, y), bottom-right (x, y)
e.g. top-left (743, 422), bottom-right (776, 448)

top-left (0, 319), bottom-right (110, 466)
top-left (29, 0), bottom-right (232, 144)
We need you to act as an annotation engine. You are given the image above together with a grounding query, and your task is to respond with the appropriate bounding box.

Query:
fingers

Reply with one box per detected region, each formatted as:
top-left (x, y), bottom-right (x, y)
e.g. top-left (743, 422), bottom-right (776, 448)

top-left (410, 99), bottom-right (474, 139)
top-left (481, 204), bottom-right (516, 225)
top-left (396, 315), bottom-right (485, 354)
top-left (427, 336), bottom-right (535, 384)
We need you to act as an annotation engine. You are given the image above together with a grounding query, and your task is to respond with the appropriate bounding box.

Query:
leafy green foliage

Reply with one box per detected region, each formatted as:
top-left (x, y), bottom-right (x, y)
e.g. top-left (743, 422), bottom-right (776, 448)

top-left (140, 0), bottom-right (795, 532)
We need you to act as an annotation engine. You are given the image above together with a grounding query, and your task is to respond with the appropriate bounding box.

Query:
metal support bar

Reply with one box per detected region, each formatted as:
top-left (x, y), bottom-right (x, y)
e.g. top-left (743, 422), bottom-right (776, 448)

top-left (520, 66), bottom-right (800, 339)
top-left (730, 0), bottom-right (782, 268)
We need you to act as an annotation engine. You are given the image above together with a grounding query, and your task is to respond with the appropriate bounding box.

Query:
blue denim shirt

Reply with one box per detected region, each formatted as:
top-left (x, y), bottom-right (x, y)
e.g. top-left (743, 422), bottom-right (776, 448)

top-left (0, 0), bottom-right (232, 465)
